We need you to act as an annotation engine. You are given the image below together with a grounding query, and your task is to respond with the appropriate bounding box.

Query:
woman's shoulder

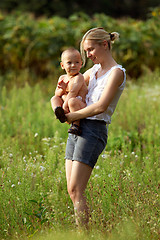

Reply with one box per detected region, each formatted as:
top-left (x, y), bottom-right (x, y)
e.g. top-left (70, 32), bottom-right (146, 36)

top-left (109, 65), bottom-right (126, 87)
top-left (113, 64), bottom-right (126, 74)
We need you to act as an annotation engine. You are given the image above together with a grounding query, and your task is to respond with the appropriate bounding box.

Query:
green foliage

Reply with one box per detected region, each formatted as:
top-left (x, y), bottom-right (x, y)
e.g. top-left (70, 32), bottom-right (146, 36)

top-left (0, 72), bottom-right (159, 239)
top-left (0, 7), bottom-right (160, 88)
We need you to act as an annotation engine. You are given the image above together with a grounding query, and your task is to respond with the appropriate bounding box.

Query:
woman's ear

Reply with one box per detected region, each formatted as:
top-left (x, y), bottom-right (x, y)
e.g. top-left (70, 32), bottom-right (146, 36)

top-left (103, 40), bottom-right (108, 49)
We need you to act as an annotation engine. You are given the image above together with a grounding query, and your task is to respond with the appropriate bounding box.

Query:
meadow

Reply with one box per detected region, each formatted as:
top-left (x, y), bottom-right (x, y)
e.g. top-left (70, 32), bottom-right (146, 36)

top-left (0, 70), bottom-right (159, 240)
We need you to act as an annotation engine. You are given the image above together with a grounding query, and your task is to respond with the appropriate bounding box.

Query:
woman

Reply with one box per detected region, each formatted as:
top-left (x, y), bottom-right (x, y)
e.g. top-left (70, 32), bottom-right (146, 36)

top-left (51, 27), bottom-right (126, 228)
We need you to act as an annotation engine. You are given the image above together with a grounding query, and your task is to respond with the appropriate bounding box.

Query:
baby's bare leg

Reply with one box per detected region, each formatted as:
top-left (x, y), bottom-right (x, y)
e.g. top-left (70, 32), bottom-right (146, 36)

top-left (51, 96), bottom-right (67, 123)
top-left (68, 97), bottom-right (86, 126)
top-left (50, 95), bottom-right (63, 110)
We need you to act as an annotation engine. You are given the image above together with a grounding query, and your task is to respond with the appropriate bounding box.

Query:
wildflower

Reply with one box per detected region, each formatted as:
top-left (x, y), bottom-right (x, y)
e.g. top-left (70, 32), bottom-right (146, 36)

top-left (135, 155), bottom-right (138, 158)
top-left (53, 145), bottom-right (58, 148)
top-left (18, 181), bottom-right (21, 185)
top-left (31, 173), bottom-right (36, 177)
top-left (9, 153), bottom-right (13, 158)
top-left (108, 174), bottom-right (112, 178)
top-left (42, 137), bottom-right (48, 141)
top-left (11, 184), bottom-right (15, 188)
top-left (95, 165), bottom-right (100, 169)
top-left (131, 152), bottom-right (135, 155)
top-left (101, 154), bottom-right (109, 158)
top-left (94, 174), bottom-right (99, 178)
top-left (34, 133), bottom-right (38, 137)
top-left (124, 155), bottom-right (128, 158)
top-left (42, 137), bottom-right (51, 141)
top-left (40, 166), bottom-right (46, 172)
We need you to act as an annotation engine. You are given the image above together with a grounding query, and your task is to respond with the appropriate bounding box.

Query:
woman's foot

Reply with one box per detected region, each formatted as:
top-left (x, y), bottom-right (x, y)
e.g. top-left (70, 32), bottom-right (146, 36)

top-left (68, 123), bottom-right (82, 136)
top-left (54, 106), bottom-right (67, 123)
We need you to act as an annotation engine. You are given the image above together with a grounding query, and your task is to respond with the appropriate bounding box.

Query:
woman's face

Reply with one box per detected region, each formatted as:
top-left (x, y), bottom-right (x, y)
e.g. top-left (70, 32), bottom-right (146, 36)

top-left (83, 39), bottom-right (107, 64)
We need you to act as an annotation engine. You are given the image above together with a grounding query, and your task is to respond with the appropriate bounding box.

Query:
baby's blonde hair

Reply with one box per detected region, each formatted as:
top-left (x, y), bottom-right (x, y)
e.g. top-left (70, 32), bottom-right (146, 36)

top-left (61, 47), bottom-right (80, 62)
top-left (80, 27), bottom-right (119, 66)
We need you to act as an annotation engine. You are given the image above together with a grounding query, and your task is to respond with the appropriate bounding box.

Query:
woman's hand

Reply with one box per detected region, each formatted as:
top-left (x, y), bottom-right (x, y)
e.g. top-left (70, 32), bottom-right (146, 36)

top-left (65, 112), bottom-right (75, 124)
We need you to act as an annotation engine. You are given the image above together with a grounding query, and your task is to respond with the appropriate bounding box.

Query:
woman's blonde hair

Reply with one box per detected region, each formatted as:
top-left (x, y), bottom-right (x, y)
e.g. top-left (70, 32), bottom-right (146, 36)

top-left (80, 27), bottom-right (119, 66)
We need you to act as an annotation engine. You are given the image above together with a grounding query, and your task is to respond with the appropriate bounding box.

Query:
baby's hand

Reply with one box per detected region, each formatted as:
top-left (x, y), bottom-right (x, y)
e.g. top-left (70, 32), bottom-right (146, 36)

top-left (57, 76), bottom-right (68, 90)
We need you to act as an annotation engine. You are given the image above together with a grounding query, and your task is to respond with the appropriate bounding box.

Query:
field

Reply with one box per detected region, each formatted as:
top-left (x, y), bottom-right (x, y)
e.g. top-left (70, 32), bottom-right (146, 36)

top-left (0, 71), bottom-right (159, 240)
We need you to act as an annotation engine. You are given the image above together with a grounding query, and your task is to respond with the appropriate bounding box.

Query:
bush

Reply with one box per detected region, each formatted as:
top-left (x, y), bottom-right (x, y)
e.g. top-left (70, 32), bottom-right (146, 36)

top-left (0, 7), bottom-right (160, 87)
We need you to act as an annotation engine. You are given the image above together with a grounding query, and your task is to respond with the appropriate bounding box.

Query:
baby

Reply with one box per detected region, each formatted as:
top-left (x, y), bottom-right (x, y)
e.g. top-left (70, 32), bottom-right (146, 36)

top-left (51, 47), bottom-right (88, 135)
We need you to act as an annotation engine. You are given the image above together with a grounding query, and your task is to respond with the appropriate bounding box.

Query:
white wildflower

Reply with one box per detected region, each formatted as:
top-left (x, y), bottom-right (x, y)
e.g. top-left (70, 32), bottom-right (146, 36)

top-left (34, 133), bottom-right (38, 137)
top-left (53, 145), bottom-right (58, 148)
top-left (30, 172), bottom-right (33, 176)
top-left (11, 184), bottom-right (15, 188)
top-left (40, 166), bottom-right (46, 172)
top-left (94, 174), bottom-right (99, 178)
top-left (101, 154), bottom-right (109, 158)
top-left (95, 165), bottom-right (100, 169)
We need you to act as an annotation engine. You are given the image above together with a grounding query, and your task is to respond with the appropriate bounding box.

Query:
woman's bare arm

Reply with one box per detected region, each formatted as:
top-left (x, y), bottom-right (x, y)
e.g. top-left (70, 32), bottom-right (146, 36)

top-left (66, 68), bottom-right (124, 123)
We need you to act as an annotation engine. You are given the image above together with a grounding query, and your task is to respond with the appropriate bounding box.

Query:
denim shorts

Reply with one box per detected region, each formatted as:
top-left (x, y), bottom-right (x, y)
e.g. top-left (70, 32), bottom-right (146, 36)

top-left (65, 119), bottom-right (108, 168)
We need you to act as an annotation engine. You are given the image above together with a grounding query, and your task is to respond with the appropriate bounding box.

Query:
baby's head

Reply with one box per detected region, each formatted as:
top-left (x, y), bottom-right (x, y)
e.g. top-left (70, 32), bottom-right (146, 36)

top-left (60, 48), bottom-right (82, 76)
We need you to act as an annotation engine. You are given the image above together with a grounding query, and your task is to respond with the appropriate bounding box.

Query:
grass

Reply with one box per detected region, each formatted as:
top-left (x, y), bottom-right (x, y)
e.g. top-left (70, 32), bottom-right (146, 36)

top-left (0, 72), bottom-right (159, 240)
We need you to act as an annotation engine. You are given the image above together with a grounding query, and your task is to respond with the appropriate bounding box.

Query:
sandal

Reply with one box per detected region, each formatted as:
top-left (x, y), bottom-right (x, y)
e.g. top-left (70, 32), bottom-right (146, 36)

top-left (68, 123), bottom-right (82, 136)
top-left (54, 106), bottom-right (67, 123)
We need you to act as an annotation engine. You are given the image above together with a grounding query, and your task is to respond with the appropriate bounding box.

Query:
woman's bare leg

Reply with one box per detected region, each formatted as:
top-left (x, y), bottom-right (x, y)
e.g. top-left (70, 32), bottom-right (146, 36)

top-left (65, 160), bottom-right (92, 228)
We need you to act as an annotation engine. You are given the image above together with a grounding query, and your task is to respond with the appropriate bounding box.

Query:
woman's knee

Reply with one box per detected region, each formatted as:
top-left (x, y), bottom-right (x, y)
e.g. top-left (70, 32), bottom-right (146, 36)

top-left (67, 184), bottom-right (81, 203)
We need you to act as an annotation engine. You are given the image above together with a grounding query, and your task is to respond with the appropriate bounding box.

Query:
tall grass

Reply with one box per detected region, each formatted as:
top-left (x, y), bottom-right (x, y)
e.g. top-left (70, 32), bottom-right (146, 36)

top-left (0, 72), bottom-right (159, 240)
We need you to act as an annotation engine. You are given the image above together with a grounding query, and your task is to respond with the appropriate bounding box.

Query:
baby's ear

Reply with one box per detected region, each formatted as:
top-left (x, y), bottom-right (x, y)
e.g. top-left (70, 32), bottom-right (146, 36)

top-left (60, 62), bottom-right (64, 69)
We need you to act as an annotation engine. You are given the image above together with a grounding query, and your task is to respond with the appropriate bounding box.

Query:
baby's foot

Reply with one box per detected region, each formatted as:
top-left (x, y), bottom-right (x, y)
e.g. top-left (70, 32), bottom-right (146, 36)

top-left (68, 124), bottom-right (82, 136)
top-left (54, 106), bottom-right (67, 123)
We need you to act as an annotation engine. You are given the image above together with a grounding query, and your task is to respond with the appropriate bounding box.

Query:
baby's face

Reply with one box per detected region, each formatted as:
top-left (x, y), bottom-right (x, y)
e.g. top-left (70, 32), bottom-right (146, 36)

top-left (61, 51), bottom-right (82, 76)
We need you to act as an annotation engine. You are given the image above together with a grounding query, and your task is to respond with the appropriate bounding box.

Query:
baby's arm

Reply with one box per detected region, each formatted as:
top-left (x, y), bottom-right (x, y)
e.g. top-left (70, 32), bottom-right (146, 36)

top-left (55, 75), bottom-right (68, 97)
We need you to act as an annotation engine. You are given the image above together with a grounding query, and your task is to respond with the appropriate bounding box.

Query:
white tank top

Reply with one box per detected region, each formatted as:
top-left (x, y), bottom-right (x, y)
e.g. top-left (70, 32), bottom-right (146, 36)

top-left (86, 64), bottom-right (126, 124)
